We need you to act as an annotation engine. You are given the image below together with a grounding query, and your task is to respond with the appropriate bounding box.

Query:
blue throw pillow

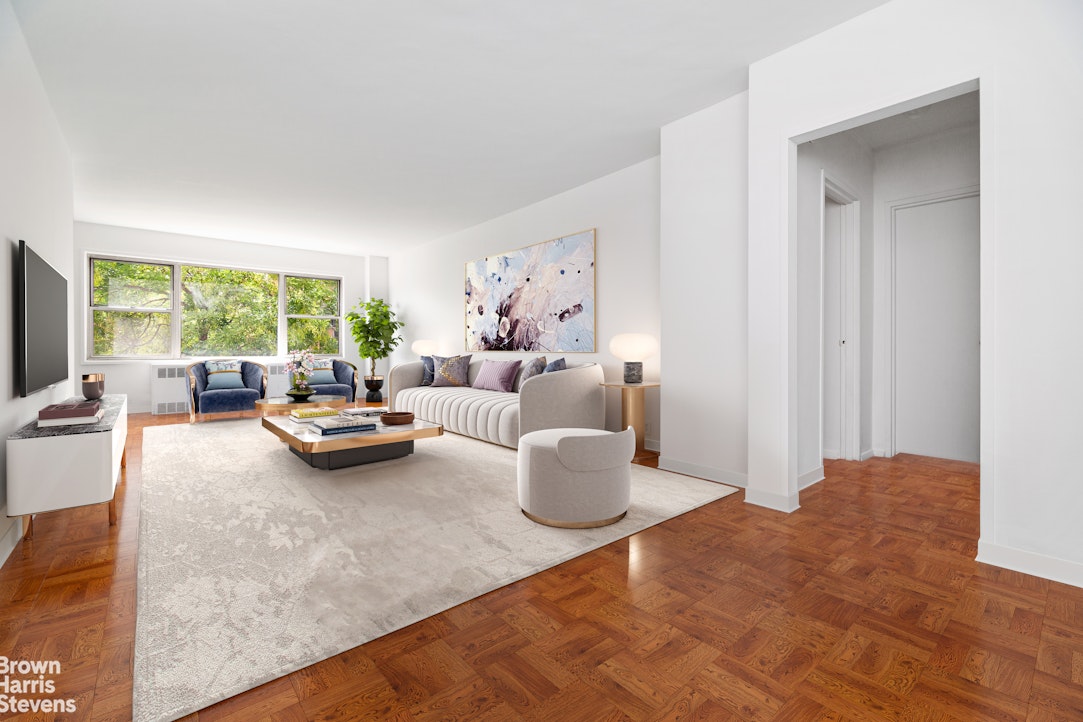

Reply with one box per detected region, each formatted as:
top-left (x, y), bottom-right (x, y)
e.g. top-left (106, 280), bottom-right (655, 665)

top-left (308, 359), bottom-right (337, 385)
top-left (205, 360), bottom-right (245, 390)
top-left (543, 357), bottom-right (567, 373)
top-left (420, 356), bottom-right (435, 386)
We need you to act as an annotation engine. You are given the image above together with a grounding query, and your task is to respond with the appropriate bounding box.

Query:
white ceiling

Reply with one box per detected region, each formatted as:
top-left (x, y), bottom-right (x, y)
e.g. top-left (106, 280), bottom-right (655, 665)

top-left (12, 0), bottom-right (892, 256)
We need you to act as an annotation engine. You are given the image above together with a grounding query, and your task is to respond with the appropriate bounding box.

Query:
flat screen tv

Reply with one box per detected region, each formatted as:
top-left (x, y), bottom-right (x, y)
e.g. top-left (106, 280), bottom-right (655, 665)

top-left (16, 240), bottom-right (69, 397)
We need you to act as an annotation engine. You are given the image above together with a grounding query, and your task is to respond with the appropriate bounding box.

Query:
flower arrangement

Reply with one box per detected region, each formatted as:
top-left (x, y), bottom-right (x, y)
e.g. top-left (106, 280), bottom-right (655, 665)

top-left (285, 348), bottom-right (316, 391)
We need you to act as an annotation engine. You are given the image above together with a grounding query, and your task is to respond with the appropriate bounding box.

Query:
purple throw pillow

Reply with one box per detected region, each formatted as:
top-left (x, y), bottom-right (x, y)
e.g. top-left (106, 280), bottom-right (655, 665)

top-left (472, 359), bottom-right (523, 393)
top-left (431, 354), bottom-right (472, 387)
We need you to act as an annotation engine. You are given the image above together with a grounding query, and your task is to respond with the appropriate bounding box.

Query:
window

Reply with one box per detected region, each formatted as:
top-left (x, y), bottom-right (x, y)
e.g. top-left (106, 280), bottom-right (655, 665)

top-left (285, 276), bottom-right (341, 354)
top-left (181, 266), bottom-right (278, 356)
top-left (91, 259), bottom-right (173, 356)
top-left (89, 257), bottom-right (342, 359)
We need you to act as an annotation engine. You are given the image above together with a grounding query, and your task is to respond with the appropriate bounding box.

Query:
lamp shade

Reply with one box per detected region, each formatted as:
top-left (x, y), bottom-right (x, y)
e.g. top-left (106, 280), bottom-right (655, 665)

top-left (410, 339), bottom-right (439, 356)
top-left (608, 333), bottom-right (658, 362)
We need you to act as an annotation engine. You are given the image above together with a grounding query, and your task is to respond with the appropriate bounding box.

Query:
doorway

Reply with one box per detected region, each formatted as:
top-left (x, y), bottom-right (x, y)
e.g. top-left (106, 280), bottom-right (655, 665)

top-left (821, 174), bottom-right (860, 461)
top-left (890, 190), bottom-right (980, 462)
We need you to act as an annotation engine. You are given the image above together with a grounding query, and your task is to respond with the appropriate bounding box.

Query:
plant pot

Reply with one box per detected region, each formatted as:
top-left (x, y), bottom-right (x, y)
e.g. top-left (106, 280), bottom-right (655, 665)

top-left (286, 388), bottom-right (315, 402)
top-left (364, 375), bottom-right (385, 403)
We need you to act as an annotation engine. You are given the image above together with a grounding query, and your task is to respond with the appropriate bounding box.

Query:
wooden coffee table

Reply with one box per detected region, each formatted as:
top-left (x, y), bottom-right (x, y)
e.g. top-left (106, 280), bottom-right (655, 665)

top-left (255, 394), bottom-right (347, 415)
top-left (261, 414), bottom-right (443, 470)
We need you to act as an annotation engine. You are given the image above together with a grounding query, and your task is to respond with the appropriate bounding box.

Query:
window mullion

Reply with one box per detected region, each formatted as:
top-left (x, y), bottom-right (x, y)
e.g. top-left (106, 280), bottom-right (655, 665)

top-left (172, 263), bottom-right (182, 357)
top-left (278, 274), bottom-right (287, 356)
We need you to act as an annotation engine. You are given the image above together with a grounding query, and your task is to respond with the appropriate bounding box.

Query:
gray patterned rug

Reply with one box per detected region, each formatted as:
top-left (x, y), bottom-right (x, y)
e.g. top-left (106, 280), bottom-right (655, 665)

top-left (133, 419), bottom-right (737, 721)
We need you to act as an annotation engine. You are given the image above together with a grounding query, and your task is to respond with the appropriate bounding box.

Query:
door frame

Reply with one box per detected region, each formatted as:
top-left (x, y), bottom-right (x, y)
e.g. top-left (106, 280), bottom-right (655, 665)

top-left (874, 184), bottom-right (980, 456)
top-left (820, 172), bottom-right (861, 461)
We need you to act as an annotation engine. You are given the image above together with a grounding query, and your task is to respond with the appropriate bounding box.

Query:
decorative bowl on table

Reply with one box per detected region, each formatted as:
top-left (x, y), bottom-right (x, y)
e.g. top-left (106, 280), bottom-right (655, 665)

top-left (285, 389), bottom-right (315, 402)
top-left (380, 411), bottom-right (414, 425)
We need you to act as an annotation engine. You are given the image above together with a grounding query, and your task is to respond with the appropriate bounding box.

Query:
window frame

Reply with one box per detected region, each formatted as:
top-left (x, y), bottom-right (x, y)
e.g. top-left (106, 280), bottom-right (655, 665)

top-left (283, 275), bottom-right (343, 355)
top-left (87, 254), bottom-right (343, 360)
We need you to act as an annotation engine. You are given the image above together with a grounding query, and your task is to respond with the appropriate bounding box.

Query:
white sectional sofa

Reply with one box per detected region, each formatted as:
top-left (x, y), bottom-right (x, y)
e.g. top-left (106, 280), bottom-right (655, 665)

top-left (388, 359), bottom-right (605, 448)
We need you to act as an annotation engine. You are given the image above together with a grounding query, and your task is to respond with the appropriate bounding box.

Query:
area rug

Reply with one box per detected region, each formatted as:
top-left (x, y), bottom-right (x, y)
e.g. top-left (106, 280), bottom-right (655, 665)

top-left (134, 419), bottom-right (737, 722)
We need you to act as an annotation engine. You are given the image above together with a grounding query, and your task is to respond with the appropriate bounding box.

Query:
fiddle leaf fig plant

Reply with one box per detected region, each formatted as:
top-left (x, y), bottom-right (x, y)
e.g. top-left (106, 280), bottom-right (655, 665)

top-left (345, 298), bottom-right (404, 378)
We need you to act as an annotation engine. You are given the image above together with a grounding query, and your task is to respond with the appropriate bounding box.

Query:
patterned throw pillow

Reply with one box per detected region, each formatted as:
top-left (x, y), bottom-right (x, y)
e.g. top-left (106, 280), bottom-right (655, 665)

top-left (516, 356), bottom-right (547, 390)
top-left (420, 356), bottom-right (435, 386)
top-left (543, 357), bottom-right (567, 373)
top-left (205, 360), bottom-right (245, 390)
top-left (472, 359), bottom-right (522, 393)
top-left (431, 354), bottom-right (472, 387)
top-left (308, 359), bottom-right (338, 385)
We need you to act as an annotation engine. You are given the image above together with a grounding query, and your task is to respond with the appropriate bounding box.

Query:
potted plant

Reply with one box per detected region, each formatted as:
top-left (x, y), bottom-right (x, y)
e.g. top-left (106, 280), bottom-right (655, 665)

top-left (346, 298), bottom-right (404, 402)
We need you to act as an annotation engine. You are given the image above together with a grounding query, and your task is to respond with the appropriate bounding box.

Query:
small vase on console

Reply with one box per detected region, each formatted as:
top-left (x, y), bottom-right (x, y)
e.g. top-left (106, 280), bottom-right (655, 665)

top-left (82, 373), bottom-right (105, 400)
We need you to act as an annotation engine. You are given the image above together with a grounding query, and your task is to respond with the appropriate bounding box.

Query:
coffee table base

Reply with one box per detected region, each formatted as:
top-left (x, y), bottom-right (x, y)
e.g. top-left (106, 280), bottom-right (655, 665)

top-left (289, 440), bottom-right (414, 469)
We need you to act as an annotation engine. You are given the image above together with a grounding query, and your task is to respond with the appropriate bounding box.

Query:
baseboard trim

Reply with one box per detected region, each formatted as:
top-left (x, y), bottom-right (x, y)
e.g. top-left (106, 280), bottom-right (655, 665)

top-left (822, 448), bottom-right (840, 460)
top-left (860, 448), bottom-right (875, 461)
top-left (799, 466), bottom-right (824, 490)
top-left (0, 514), bottom-right (21, 570)
top-left (657, 457), bottom-right (747, 488)
top-left (977, 540), bottom-right (1083, 589)
top-left (744, 488), bottom-right (800, 513)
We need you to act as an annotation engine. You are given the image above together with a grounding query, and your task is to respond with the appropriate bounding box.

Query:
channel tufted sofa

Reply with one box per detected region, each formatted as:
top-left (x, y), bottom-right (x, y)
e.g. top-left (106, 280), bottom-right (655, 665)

top-left (388, 359), bottom-right (605, 448)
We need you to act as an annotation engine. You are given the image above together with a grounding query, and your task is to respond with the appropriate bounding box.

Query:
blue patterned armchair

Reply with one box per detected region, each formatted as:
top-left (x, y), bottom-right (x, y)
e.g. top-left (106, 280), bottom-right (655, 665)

top-left (186, 360), bottom-right (268, 422)
top-left (295, 359), bottom-right (359, 402)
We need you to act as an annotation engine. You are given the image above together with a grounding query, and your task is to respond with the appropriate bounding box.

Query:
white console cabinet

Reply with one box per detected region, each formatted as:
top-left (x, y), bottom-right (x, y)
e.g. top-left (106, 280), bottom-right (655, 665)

top-left (6, 394), bottom-right (127, 532)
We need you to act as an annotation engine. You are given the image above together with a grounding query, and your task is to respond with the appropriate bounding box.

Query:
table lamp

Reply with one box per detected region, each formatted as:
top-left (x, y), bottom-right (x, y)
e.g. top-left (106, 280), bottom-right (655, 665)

top-left (411, 339), bottom-right (439, 356)
top-left (609, 333), bottom-right (658, 383)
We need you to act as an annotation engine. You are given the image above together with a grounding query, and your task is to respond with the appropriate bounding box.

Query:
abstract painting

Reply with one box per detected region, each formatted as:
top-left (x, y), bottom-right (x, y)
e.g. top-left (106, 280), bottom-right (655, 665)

top-left (465, 229), bottom-right (595, 352)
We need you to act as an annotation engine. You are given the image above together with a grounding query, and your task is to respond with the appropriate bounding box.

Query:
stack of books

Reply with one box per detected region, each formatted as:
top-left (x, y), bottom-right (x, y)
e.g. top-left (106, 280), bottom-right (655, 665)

top-left (340, 407), bottom-right (388, 418)
top-left (38, 401), bottom-right (104, 427)
top-left (312, 415), bottom-right (377, 436)
top-left (289, 407), bottom-right (341, 424)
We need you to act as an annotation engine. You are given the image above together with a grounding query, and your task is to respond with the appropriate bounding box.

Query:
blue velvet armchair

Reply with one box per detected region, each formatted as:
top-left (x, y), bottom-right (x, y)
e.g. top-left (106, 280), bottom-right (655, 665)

top-left (296, 359), bottom-right (359, 402)
top-left (186, 360), bottom-right (268, 422)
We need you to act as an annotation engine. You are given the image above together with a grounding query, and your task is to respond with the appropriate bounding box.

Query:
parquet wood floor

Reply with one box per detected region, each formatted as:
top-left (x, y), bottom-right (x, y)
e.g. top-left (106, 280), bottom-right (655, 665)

top-left (3, 410), bottom-right (1083, 720)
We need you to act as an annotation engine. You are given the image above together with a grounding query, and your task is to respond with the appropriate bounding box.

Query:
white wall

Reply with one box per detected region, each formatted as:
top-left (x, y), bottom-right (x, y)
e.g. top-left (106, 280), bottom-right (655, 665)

top-left (795, 133), bottom-right (874, 481)
top-left (871, 125), bottom-right (979, 455)
top-left (0, 0), bottom-right (75, 562)
top-left (658, 93), bottom-right (748, 485)
top-left (388, 158), bottom-right (662, 444)
top-left (746, 0), bottom-right (1083, 585)
top-left (74, 222), bottom-right (373, 413)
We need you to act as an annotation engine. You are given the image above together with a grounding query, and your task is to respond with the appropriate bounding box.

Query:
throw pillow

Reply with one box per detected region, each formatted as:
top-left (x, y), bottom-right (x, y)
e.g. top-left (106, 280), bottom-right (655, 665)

top-left (516, 356), bottom-right (547, 390)
top-left (420, 355), bottom-right (435, 386)
top-left (472, 359), bottom-right (522, 393)
top-left (308, 359), bottom-right (337, 385)
top-left (431, 354), bottom-right (472, 387)
top-left (543, 357), bottom-right (567, 373)
top-left (204, 360), bottom-right (245, 390)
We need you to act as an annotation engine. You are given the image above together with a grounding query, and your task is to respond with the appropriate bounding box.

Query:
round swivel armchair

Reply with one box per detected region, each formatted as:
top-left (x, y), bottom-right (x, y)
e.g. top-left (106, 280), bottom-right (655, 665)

top-left (517, 427), bottom-right (635, 528)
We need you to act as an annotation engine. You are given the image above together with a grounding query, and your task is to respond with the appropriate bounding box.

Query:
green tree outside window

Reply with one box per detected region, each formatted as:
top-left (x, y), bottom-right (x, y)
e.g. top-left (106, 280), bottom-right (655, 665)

top-left (89, 257), bottom-right (342, 358)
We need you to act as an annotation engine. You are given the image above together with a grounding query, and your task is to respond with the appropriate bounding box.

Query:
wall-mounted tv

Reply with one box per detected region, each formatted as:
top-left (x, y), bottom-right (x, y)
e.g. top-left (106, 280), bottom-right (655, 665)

top-left (16, 240), bottom-right (69, 397)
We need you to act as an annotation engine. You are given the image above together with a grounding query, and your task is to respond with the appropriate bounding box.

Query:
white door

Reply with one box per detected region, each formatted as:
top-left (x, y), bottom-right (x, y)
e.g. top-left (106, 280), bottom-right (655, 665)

top-left (894, 195), bottom-right (980, 462)
top-left (822, 199), bottom-right (843, 459)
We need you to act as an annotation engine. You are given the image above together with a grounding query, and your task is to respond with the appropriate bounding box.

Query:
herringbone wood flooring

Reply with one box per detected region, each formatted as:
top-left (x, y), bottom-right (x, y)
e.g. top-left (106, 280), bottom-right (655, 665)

top-left (3, 410), bottom-right (1083, 720)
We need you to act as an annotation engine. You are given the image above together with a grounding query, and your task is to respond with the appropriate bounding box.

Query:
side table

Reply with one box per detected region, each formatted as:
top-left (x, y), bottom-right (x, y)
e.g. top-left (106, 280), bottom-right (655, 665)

top-left (6, 394), bottom-right (128, 538)
top-left (600, 382), bottom-right (659, 462)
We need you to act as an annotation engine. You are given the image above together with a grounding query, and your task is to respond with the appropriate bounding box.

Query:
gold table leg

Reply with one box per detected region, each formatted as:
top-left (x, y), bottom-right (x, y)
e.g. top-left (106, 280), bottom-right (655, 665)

top-left (620, 386), bottom-right (652, 462)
